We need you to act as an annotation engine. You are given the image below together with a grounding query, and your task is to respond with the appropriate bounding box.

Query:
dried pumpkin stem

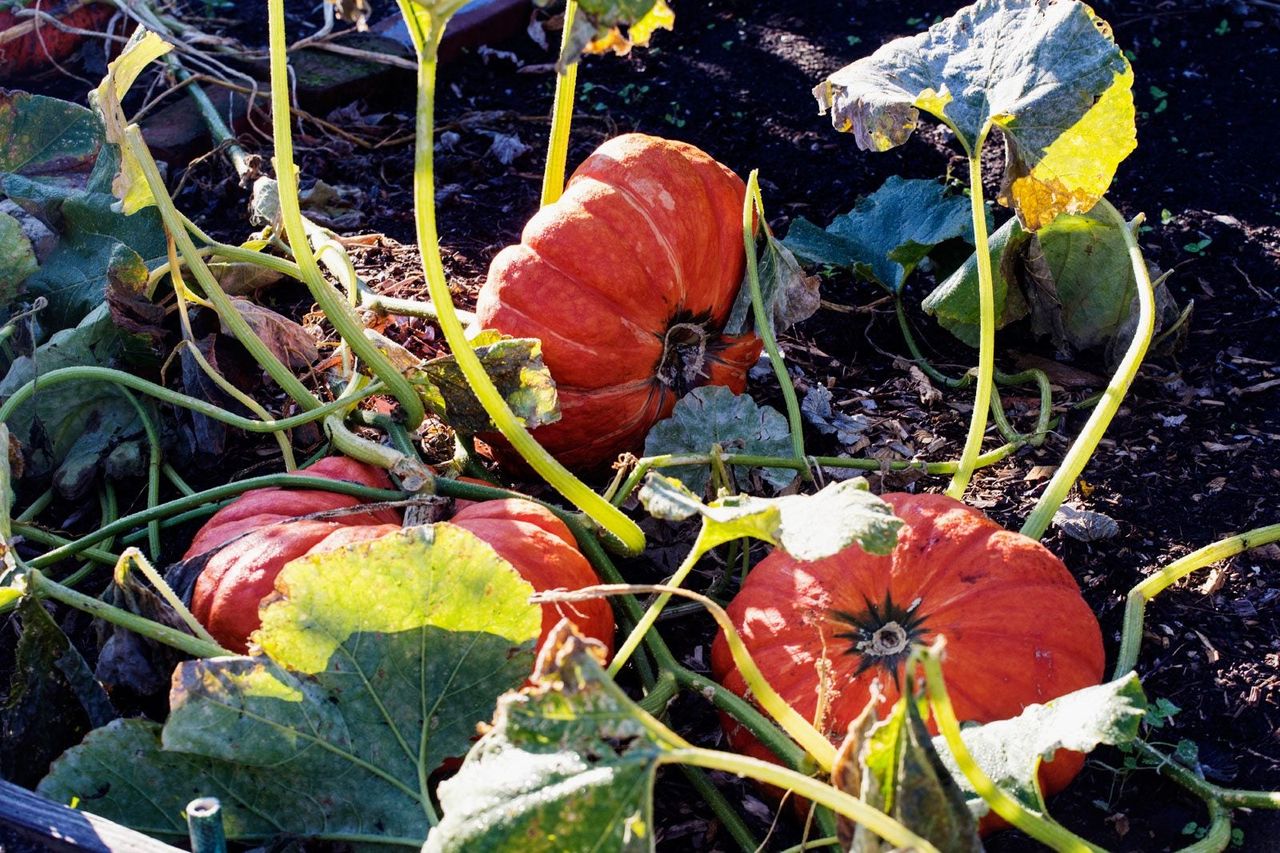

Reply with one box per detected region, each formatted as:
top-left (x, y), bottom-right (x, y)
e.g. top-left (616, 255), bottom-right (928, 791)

top-left (917, 640), bottom-right (1106, 852)
top-left (394, 7), bottom-right (645, 555)
top-left (945, 137), bottom-right (996, 501)
top-left (541, 0), bottom-right (579, 206)
top-left (267, 0), bottom-right (426, 428)
top-left (1021, 197), bottom-right (1156, 540)
top-left (744, 171), bottom-right (808, 471)
top-left (1114, 523), bottom-right (1280, 679)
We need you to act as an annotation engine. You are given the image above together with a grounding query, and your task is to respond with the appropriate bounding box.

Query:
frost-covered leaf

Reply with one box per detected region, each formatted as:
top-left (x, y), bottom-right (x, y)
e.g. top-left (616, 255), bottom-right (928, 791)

top-left (546, 0), bottom-right (674, 70)
top-left (922, 216), bottom-right (1032, 348)
top-left (935, 674), bottom-right (1146, 817)
top-left (814, 0), bottom-right (1135, 231)
top-left (642, 386), bottom-right (796, 496)
top-left (89, 28), bottom-right (172, 215)
top-left (427, 625), bottom-right (666, 852)
top-left (0, 210), bottom-right (37, 307)
top-left (847, 697), bottom-right (981, 853)
top-left (0, 304), bottom-right (157, 498)
top-left (39, 525), bottom-right (542, 847)
top-left (1053, 504), bottom-right (1119, 542)
top-left (725, 233), bottom-right (821, 336)
top-left (417, 332), bottom-right (560, 434)
top-left (784, 177), bottom-right (973, 293)
top-left (639, 473), bottom-right (902, 559)
top-left (801, 385), bottom-right (872, 446)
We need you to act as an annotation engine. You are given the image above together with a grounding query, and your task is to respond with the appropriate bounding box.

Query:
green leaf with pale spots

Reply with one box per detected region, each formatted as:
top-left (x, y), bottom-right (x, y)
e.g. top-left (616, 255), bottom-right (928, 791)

top-left (426, 627), bottom-right (667, 852)
top-left (934, 673), bottom-right (1146, 818)
top-left (639, 472), bottom-right (902, 558)
top-left (0, 211), bottom-right (37, 308)
top-left (814, 0), bottom-right (1135, 231)
top-left (784, 177), bottom-right (974, 294)
top-left (0, 92), bottom-right (101, 198)
top-left (39, 525), bottom-right (542, 848)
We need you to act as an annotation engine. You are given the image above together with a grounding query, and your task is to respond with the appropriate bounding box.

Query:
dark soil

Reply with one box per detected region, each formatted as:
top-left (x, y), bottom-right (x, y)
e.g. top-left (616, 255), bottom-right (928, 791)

top-left (9, 0), bottom-right (1280, 850)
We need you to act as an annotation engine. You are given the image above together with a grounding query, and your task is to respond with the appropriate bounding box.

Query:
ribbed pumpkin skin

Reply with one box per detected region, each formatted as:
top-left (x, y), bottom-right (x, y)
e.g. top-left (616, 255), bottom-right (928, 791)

top-left (711, 493), bottom-right (1104, 813)
top-left (474, 133), bottom-right (762, 471)
top-left (188, 461), bottom-right (613, 655)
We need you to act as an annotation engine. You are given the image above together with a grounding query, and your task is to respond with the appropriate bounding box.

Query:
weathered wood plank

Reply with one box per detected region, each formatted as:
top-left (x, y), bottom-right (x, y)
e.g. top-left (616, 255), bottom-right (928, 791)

top-left (0, 779), bottom-right (181, 852)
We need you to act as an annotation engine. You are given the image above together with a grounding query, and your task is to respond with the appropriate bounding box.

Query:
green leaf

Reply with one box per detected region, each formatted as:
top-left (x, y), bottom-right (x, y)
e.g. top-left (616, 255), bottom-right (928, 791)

top-left (725, 232), bottom-right (821, 335)
top-left (394, 0), bottom-right (478, 56)
top-left (416, 331), bottom-right (561, 435)
top-left (2, 596), bottom-right (116, 788)
top-left (814, 0), bottom-right (1135, 231)
top-left (849, 698), bottom-right (981, 853)
top-left (0, 210), bottom-right (37, 307)
top-left (638, 473), bottom-right (902, 558)
top-left (89, 28), bottom-right (172, 215)
top-left (642, 386), bottom-right (796, 496)
top-left (548, 0), bottom-right (675, 71)
top-left (39, 525), bottom-right (543, 847)
top-left (784, 177), bottom-right (973, 293)
top-left (934, 673), bottom-right (1147, 817)
top-left (922, 216), bottom-right (1033, 347)
top-left (0, 304), bottom-right (156, 498)
top-left (427, 626), bottom-right (667, 852)
top-left (0, 91), bottom-right (101, 198)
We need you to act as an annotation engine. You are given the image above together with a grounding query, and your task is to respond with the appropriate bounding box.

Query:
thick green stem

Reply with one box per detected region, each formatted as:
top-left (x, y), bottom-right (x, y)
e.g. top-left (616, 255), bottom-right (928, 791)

top-left (117, 388), bottom-right (163, 559)
top-left (663, 748), bottom-right (938, 852)
top-left (1021, 198), bottom-right (1156, 540)
top-left (1134, 741), bottom-right (1280, 810)
top-left (919, 641), bottom-right (1104, 851)
top-left (394, 8), bottom-right (644, 555)
top-left (745, 172), bottom-right (807, 470)
top-left (1114, 523), bottom-right (1280, 679)
top-left (946, 142), bottom-right (996, 500)
top-left (541, 0), bottom-right (579, 206)
top-left (0, 366), bottom-right (380, 434)
top-left (608, 527), bottom-right (710, 676)
top-left (13, 525), bottom-right (118, 566)
top-left (125, 127), bottom-right (323, 413)
top-left (25, 570), bottom-right (230, 658)
top-left (267, 0), bottom-right (425, 428)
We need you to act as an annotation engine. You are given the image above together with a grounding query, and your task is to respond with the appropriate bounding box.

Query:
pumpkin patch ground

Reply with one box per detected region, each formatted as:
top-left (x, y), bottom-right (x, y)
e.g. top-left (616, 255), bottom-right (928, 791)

top-left (1, 1), bottom-right (1278, 851)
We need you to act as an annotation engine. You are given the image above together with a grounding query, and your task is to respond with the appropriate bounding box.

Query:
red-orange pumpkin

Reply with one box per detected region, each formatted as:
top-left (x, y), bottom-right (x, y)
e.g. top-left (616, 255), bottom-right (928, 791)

top-left (187, 458), bottom-right (613, 656)
top-left (0, 1), bottom-right (114, 79)
top-left (473, 133), bottom-right (763, 471)
top-left (711, 492), bottom-right (1104, 825)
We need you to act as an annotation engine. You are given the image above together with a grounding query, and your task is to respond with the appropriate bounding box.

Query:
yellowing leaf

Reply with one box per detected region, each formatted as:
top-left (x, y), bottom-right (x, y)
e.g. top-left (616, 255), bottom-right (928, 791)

top-left (90, 28), bottom-right (172, 215)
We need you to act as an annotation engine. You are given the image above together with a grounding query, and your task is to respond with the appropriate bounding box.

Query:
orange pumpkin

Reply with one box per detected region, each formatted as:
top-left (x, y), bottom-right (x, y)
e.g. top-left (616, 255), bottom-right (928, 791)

top-left (711, 492), bottom-right (1104, 823)
top-left (187, 458), bottom-right (613, 655)
top-left (0, 1), bottom-right (114, 79)
top-left (473, 133), bottom-right (762, 471)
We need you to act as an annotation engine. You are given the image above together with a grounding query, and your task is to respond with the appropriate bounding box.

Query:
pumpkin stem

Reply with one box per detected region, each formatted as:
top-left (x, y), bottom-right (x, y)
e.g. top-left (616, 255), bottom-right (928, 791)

top-left (658, 321), bottom-right (711, 393)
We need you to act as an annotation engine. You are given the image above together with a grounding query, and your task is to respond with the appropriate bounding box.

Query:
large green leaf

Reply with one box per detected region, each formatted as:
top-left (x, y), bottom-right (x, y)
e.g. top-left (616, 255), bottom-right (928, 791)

top-left (0, 304), bottom-right (156, 498)
top-left (0, 210), bottom-right (37, 308)
top-left (784, 177), bottom-right (973, 293)
top-left (639, 472), bottom-right (902, 558)
top-left (922, 216), bottom-right (1032, 347)
top-left (0, 91), bottom-right (101, 199)
top-left (642, 386), bottom-right (796, 496)
top-left (934, 674), bottom-right (1147, 817)
top-left (39, 525), bottom-right (543, 847)
top-left (427, 626), bottom-right (669, 852)
top-left (814, 0), bottom-right (1135, 231)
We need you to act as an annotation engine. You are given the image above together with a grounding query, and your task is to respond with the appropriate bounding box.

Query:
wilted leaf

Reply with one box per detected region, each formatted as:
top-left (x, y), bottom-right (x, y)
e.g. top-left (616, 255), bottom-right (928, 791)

top-left (639, 473), bottom-right (902, 559)
top-left (417, 332), bottom-right (560, 434)
top-left (0, 209), bottom-right (37, 308)
top-left (642, 386), bottom-right (795, 496)
top-left (104, 243), bottom-right (165, 342)
top-left (1053, 504), bottom-right (1120, 542)
top-left (427, 624), bottom-right (667, 852)
top-left (2, 596), bottom-right (116, 788)
top-left (814, 0), bottom-right (1135, 231)
top-left (849, 697), bottom-right (981, 853)
top-left (89, 28), bottom-right (172, 215)
top-left (39, 525), bottom-right (542, 846)
top-left (934, 673), bottom-right (1146, 817)
top-left (801, 385), bottom-right (872, 446)
top-left (726, 232), bottom-right (821, 335)
top-left (922, 216), bottom-right (1033, 347)
top-left (784, 177), bottom-right (973, 293)
top-left (95, 557), bottom-right (192, 700)
top-left (0, 304), bottom-right (156, 497)
top-left (548, 0), bottom-right (674, 70)
top-left (224, 297), bottom-right (317, 371)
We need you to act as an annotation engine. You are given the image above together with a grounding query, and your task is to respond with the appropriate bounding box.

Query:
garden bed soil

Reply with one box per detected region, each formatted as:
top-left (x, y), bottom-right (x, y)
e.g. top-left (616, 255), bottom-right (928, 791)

top-left (11, 0), bottom-right (1280, 850)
